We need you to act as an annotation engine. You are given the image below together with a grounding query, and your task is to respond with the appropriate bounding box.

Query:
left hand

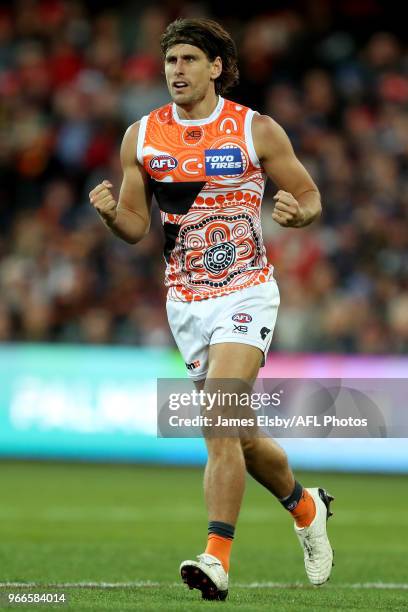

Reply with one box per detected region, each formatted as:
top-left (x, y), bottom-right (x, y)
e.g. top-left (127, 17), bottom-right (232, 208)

top-left (272, 190), bottom-right (305, 227)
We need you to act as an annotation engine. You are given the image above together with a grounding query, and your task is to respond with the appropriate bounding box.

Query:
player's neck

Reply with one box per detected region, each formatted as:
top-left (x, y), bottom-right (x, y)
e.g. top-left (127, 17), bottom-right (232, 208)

top-left (175, 91), bottom-right (220, 121)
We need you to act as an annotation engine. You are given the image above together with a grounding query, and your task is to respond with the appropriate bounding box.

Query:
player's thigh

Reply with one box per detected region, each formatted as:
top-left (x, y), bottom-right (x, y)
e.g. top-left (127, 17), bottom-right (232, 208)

top-left (207, 341), bottom-right (263, 384)
top-left (207, 342), bottom-right (262, 421)
top-left (201, 343), bottom-right (261, 444)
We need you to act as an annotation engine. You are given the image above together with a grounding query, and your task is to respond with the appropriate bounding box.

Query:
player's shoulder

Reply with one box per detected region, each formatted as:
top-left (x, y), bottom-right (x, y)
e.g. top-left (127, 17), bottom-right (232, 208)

top-left (252, 113), bottom-right (285, 139)
top-left (120, 120), bottom-right (144, 165)
top-left (251, 113), bottom-right (290, 158)
top-left (124, 121), bottom-right (141, 137)
top-left (221, 99), bottom-right (282, 137)
top-left (121, 121), bottom-right (141, 151)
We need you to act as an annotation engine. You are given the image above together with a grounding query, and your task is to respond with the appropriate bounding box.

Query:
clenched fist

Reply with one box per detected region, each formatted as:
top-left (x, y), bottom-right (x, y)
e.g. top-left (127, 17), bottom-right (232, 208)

top-left (89, 180), bottom-right (117, 224)
top-left (272, 190), bottom-right (306, 228)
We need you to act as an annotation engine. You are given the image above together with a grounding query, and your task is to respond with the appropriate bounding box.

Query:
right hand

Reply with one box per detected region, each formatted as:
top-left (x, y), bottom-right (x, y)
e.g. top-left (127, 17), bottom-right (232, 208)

top-left (89, 180), bottom-right (117, 224)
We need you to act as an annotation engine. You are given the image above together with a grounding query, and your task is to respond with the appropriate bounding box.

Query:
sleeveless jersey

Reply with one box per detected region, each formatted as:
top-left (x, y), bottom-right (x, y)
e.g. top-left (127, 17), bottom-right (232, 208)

top-left (137, 96), bottom-right (274, 302)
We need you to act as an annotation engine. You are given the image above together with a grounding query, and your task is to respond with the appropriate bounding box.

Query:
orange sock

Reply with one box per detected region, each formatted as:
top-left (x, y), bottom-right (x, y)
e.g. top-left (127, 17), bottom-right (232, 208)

top-left (290, 489), bottom-right (316, 527)
top-left (205, 534), bottom-right (233, 572)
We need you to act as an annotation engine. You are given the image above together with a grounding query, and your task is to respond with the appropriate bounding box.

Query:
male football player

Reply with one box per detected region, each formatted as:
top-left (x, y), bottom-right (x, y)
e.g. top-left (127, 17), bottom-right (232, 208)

top-left (89, 17), bottom-right (334, 601)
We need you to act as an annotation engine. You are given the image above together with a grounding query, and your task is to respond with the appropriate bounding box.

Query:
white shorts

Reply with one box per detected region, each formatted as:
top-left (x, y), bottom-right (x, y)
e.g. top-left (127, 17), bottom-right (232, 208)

top-left (166, 280), bottom-right (280, 381)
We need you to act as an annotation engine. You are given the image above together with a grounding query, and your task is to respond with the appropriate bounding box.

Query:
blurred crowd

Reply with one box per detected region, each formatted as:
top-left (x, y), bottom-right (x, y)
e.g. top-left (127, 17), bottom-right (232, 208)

top-left (0, 0), bottom-right (407, 353)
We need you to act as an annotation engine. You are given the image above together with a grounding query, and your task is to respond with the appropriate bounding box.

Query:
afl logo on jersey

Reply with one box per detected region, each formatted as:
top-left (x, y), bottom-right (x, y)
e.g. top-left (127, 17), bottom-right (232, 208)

top-left (149, 155), bottom-right (178, 172)
top-left (232, 313), bottom-right (252, 323)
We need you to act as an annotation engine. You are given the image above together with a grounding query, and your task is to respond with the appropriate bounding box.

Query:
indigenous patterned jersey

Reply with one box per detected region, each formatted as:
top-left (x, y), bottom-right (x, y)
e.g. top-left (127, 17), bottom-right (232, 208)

top-left (137, 96), bottom-right (274, 301)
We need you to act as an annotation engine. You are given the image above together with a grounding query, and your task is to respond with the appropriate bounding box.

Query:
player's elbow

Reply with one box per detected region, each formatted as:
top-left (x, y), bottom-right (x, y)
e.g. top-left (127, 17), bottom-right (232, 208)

top-left (115, 207), bottom-right (150, 244)
top-left (309, 187), bottom-right (322, 219)
top-left (127, 226), bottom-right (149, 244)
top-left (137, 218), bottom-right (151, 241)
top-left (125, 222), bottom-right (150, 244)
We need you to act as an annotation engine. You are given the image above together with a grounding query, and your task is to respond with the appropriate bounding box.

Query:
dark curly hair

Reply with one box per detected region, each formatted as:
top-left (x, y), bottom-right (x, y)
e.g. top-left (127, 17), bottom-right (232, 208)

top-left (160, 18), bottom-right (239, 95)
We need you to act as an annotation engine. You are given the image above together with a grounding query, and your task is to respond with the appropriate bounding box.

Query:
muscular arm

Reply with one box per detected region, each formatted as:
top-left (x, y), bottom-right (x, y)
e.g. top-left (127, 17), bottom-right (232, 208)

top-left (252, 114), bottom-right (322, 227)
top-left (103, 122), bottom-right (152, 243)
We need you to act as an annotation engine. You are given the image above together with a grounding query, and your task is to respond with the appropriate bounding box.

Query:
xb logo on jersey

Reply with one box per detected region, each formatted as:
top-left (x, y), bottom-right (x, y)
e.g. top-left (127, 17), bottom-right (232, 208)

top-left (186, 129), bottom-right (201, 141)
top-left (149, 155), bottom-right (178, 172)
top-left (183, 126), bottom-right (204, 145)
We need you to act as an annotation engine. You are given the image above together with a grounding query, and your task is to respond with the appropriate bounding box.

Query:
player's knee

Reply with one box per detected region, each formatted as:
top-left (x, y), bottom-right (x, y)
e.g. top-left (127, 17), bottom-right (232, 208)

top-left (240, 438), bottom-right (263, 471)
top-left (241, 438), bottom-right (289, 471)
top-left (206, 437), bottom-right (242, 459)
top-left (240, 437), bottom-right (257, 459)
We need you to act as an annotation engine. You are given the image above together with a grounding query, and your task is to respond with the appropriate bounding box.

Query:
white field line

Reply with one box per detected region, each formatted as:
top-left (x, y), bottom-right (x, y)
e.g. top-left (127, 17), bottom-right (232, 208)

top-left (0, 582), bottom-right (407, 590)
top-left (0, 508), bottom-right (406, 526)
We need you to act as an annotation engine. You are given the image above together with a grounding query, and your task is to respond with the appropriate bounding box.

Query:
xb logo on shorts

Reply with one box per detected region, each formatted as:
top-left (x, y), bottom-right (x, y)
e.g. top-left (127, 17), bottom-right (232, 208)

top-left (233, 325), bottom-right (248, 334)
top-left (149, 155), bottom-right (178, 172)
top-left (232, 313), bottom-right (252, 323)
top-left (204, 242), bottom-right (236, 273)
top-left (204, 148), bottom-right (243, 175)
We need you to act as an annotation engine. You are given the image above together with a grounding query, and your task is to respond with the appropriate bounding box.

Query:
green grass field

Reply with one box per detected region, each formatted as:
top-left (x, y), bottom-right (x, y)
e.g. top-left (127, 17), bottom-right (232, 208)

top-left (0, 462), bottom-right (407, 610)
